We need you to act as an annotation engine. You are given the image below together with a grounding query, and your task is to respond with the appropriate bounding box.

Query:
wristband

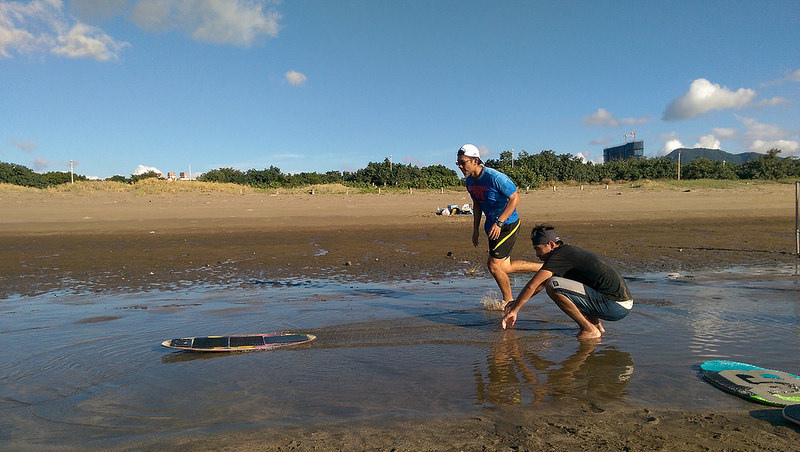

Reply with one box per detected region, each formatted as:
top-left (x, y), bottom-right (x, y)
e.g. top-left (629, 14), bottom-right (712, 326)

top-left (495, 219), bottom-right (504, 227)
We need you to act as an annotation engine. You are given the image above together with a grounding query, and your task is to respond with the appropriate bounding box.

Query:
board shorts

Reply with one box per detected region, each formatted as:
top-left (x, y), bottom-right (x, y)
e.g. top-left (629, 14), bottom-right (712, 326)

top-left (488, 219), bottom-right (520, 260)
top-left (548, 276), bottom-right (633, 321)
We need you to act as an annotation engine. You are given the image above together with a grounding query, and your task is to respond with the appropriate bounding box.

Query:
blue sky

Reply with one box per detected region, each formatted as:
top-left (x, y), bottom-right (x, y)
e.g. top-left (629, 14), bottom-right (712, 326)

top-left (1, 0), bottom-right (799, 179)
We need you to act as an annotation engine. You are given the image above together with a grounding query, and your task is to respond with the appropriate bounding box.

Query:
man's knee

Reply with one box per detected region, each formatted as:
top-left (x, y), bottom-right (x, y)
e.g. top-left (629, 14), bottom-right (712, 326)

top-left (487, 257), bottom-right (509, 274)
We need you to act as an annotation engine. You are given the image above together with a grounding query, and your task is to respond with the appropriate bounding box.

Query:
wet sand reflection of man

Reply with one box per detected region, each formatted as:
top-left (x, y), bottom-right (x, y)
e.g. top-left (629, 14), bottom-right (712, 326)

top-left (475, 330), bottom-right (634, 407)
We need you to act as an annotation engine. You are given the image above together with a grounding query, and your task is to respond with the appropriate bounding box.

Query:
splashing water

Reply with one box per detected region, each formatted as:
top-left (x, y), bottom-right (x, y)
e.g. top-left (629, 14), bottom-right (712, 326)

top-left (480, 292), bottom-right (507, 311)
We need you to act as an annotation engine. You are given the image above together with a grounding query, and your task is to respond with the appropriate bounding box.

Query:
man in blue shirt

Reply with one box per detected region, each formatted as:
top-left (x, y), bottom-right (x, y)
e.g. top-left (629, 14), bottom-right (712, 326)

top-left (457, 144), bottom-right (541, 305)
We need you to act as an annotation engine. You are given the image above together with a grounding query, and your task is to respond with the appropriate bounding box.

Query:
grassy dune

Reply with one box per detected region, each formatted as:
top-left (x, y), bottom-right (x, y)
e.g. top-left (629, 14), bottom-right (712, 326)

top-left (1, 178), bottom-right (796, 196)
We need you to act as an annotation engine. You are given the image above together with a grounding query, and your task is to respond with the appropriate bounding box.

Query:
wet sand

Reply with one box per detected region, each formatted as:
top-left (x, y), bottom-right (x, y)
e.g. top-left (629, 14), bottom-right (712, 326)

top-left (2, 182), bottom-right (800, 450)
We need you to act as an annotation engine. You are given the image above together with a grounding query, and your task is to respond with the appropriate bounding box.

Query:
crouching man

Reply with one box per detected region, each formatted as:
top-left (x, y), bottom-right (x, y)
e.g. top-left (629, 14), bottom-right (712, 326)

top-left (502, 225), bottom-right (633, 340)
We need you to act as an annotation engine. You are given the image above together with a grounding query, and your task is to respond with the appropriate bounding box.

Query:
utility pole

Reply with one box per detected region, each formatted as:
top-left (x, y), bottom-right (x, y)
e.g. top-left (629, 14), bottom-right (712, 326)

top-left (677, 151), bottom-right (681, 181)
top-left (69, 160), bottom-right (74, 183)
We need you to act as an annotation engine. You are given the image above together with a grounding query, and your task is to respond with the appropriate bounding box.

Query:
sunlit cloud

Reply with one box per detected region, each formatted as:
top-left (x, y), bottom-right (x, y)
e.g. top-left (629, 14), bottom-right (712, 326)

top-left (762, 68), bottom-right (800, 87)
top-left (133, 164), bottom-right (163, 175)
top-left (659, 138), bottom-right (684, 156)
top-left (583, 108), bottom-right (649, 127)
top-left (0, 0), bottom-right (128, 60)
top-left (693, 134), bottom-right (721, 149)
top-left (285, 70), bottom-right (307, 86)
top-left (663, 78), bottom-right (756, 120)
top-left (737, 115), bottom-right (799, 155)
top-left (130, 0), bottom-right (282, 46)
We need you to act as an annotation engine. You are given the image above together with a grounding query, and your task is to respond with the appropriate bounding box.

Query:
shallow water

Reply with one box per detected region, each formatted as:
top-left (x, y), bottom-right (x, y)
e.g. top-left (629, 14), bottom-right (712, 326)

top-left (1, 265), bottom-right (799, 448)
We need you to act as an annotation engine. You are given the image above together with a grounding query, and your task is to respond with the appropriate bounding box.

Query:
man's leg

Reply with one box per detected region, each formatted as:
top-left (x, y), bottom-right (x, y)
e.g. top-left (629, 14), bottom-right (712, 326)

top-left (488, 257), bottom-right (543, 302)
top-left (487, 256), bottom-right (514, 302)
top-left (545, 283), bottom-right (601, 340)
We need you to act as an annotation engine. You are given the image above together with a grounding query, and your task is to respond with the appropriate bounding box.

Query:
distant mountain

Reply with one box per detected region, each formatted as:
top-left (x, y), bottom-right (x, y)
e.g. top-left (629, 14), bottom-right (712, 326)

top-left (662, 148), bottom-right (762, 165)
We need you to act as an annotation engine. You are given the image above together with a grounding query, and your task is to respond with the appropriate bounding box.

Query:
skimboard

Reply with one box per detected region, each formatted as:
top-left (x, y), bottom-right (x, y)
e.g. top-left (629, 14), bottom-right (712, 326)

top-left (161, 333), bottom-right (316, 352)
top-left (700, 360), bottom-right (800, 406)
top-left (782, 404), bottom-right (800, 426)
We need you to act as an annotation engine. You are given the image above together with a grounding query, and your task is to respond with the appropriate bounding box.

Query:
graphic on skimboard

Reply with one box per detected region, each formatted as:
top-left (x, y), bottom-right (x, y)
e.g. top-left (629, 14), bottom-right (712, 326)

top-left (162, 333), bottom-right (316, 352)
top-left (783, 404), bottom-right (800, 427)
top-left (700, 360), bottom-right (800, 406)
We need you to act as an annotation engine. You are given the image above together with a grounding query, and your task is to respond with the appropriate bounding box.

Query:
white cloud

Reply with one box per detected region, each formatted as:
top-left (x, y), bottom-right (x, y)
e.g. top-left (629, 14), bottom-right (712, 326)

top-left (10, 139), bottom-right (38, 153)
top-left (285, 70), bottom-right (307, 86)
top-left (736, 115), bottom-right (799, 155)
top-left (583, 108), bottom-right (648, 128)
top-left (659, 138), bottom-right (684, 156)
top-left (130, 0), bottom-right (282, 46)
top-left (133, 164), bottom-right (163, 175)
top-left (763, 68), bottom-right (800, 87)
top-left (583, 108), bottom-right (617, 127)
top-left (70, 0), bottom-right (128, 22)
top-left (738, 115), bottom-right (785, 142)
top-left (0, 0), bottom-right (128, 60)
top-left (694, 134), bottom-right (721, 149)
top-left (573, 152), bottom-right (587, 164)
top-left (52, 22), bottom-right (128, 60)
top-left (748, 140), bottom-right (799, 155)
top-left (663, 78), bottom-right (757, 120)
top-left (32, 156), bottom-right (53, 171)
top-left (754, 96), bottom-right (790, 107)
top-left (589, 136), bottom-right (612, 146)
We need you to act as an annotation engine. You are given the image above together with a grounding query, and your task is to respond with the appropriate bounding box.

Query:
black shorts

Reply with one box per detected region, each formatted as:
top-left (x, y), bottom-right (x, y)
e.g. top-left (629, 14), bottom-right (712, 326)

top-left (488, 219), bottom-right (520, 260)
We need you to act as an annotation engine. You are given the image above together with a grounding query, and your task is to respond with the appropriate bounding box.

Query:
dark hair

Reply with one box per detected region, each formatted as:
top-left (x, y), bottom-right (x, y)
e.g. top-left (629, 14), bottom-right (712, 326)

top-left (531, 224), bottom-right (563, 245)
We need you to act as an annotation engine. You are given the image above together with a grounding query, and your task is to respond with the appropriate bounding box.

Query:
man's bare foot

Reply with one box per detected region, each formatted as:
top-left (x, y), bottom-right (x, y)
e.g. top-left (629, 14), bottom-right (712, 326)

top-left (588, 316), bottom-right (605, 334)
top-left (577, 328), bottom-right (602, 340)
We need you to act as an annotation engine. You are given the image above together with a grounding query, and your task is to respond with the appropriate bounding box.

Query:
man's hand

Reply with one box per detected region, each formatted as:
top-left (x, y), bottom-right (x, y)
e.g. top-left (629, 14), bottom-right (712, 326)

top-left (502, 301), bottom-right (518, 329)
top-left (501, 311), bottom-right (517, 330)
top-left (488, 223), bottom-right (502, 240)
top-left (472, 230), bottom-right (480, 247)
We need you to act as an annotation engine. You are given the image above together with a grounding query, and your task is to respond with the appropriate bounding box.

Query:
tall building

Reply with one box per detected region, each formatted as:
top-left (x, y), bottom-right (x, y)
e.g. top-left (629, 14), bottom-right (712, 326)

top-left (603, 140), bottom-right (644, 162)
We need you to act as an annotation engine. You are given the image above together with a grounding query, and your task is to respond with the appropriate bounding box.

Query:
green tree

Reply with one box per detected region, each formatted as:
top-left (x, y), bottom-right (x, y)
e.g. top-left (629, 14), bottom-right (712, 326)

top-left (130, 170), bottom-right (162, 184)
top-left (198, 167), bottom-right (246, 184)
top-left (683, 157), bottom-right (738, 179)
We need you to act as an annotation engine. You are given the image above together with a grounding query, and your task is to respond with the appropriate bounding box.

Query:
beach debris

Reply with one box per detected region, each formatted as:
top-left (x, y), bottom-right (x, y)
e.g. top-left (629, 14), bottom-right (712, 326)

top-left (436, 203), bottom-right (473, 216)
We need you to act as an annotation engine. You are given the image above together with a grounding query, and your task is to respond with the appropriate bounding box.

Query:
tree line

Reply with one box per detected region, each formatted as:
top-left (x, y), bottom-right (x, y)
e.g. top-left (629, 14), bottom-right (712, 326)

top-left (2, 148), bottom-right (798, 190)
top-left (485, 148), bottom-right (800, 188)
top-left (197, 161), bottom-right (460, 189)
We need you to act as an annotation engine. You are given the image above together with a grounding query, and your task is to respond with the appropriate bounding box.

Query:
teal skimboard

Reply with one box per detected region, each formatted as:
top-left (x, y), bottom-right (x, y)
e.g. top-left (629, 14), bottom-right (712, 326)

top-left (700, 360), bottom-right (800, 406)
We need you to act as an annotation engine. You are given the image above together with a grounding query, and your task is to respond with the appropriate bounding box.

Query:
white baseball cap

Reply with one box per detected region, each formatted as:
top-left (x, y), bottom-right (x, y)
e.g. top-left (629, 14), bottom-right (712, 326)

top-left (457, 144), bottom-right (483, 163)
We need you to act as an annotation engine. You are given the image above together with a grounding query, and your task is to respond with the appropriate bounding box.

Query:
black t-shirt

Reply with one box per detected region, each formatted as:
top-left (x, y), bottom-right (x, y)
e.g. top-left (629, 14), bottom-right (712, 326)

top-left (541, 244), bottom-right (631, 301)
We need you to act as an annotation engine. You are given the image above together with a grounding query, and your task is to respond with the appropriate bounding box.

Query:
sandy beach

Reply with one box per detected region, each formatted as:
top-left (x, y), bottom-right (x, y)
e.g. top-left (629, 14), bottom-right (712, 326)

top-left (2, 181), bottom-right (799, 450)
top-left (2, 181), bottom-right (797, 296)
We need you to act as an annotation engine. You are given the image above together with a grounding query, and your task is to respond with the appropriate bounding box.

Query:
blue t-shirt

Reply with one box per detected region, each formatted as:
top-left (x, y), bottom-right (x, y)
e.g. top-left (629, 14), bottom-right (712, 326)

top-left (465, 166), bottom-right (519, 232)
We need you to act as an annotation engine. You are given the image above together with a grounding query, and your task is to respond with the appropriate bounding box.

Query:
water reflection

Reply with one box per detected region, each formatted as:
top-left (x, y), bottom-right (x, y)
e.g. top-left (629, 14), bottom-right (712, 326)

top-left (475, 330), bottom-right (633, 407)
